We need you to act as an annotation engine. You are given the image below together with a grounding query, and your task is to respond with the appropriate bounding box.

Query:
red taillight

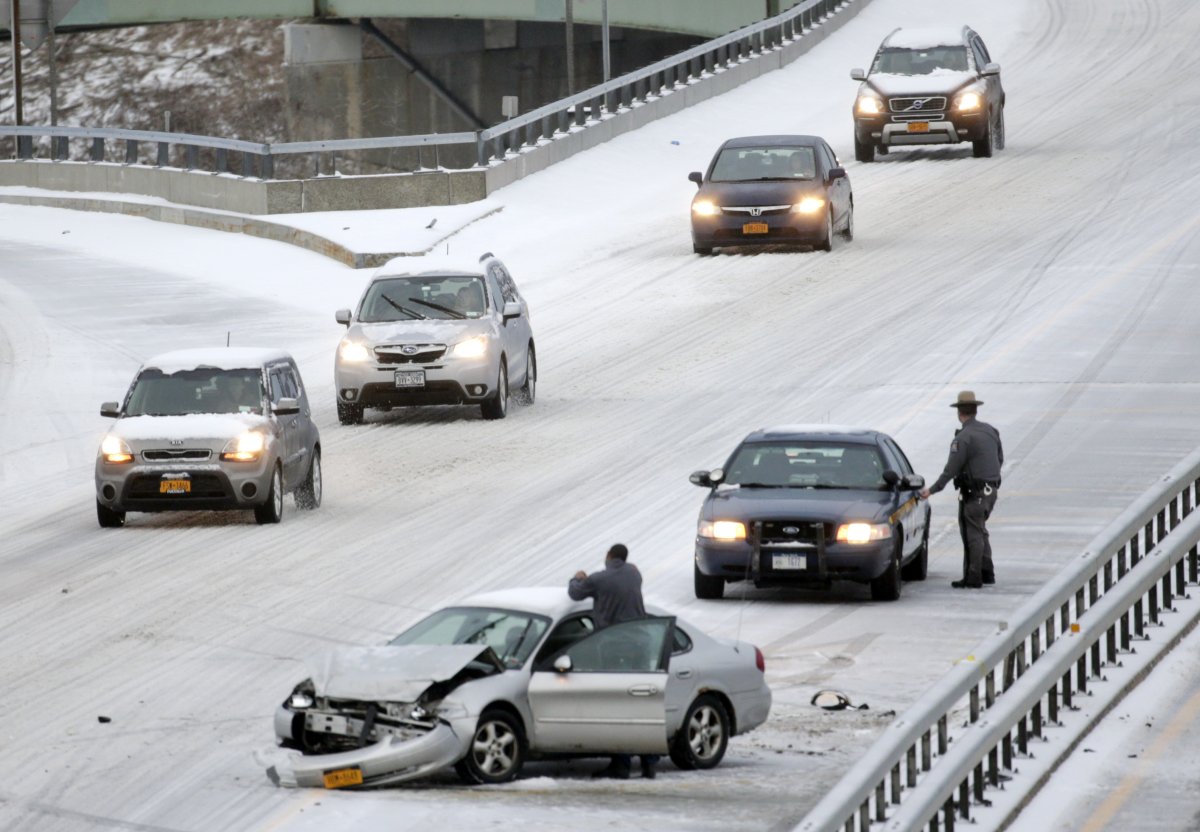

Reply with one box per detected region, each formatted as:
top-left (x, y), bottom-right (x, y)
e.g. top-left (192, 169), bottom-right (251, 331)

top-left (754, 646), bottom-right (765, 673)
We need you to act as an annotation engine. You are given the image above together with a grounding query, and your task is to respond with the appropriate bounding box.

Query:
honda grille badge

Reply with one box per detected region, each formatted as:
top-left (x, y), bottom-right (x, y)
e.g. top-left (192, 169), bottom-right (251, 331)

top-left (749, 207), bottom-right (763, 217)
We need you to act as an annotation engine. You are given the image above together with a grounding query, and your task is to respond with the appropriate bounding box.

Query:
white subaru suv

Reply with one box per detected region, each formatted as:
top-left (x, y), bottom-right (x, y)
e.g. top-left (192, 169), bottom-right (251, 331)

top-left (333, 253), bottom-right (536, 424)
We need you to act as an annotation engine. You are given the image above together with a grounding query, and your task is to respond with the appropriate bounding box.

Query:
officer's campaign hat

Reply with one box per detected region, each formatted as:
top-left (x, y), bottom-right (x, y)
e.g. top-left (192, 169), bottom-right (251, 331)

top-left (950, 390), bottom-right (984, 408)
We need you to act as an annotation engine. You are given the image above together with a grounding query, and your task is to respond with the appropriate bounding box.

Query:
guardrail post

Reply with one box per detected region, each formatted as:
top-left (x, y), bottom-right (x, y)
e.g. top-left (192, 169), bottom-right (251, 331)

top-left (541, 114), bottom-right (553, 140)
top-left (242, 151), bottom-right (254, 178)
top-left (125, 139), bottom-right (137, 164)
top-left (907, 743), bottom-right (918, 787)
top-left (156, 142), bottom-right (169, 167)
top-left (185, 145), bottom-right (199, 171)
top-left (1033, 699), bottom-right (1044, 736)
top-left (1017, 715), bottom-right (1028, 755)
top-left (937, 715), bottom-right (948, 755)
top-left (922, 729), bottom-right (932, 771)
top-left (1031, 627), bottom-right (1041, 662)
top-left (1175, 558), bottom-right (1186, 593)
top-left (958, 779), bottom-right (970, 820)
top-left (1162, 571), bottom-right (1174, 611)
top-left (1106, 622), bottom-right (1118, 663)
top-left (1048, 684), bottom-right (1059, 724)
top-left (16, 135), bottom-right (34, 159)
top-left (1190, 543), bottom-right (1198, 584)
top-left (875, 780), bottom-right (886, 822)
top-left (1002, 729), bottom-right (1013, 770)
top-left (970, 686), bottom-right (979, 723)
top-left (215, 148), bottom-right (228, 174)
top-left (988, 746), bottom-right (999, 785)
top-left (858, 800), bottom-right (869, 830)
top-left (558, 107), bottom-right (569, 134)
top-left (1076, 654), bottom-right (1087, 693)
top-left (90, 137), bottom-right (104, 162)
top-left (1149, 583), bottom-right (1159, 624)
top-left (973, 761), bottom-right (984, 803)
top-left (52, 136), bottom-right (68, 160)
top-left (1121, 609), bottom-right (1131, 650)
top-left (1062, 670), bottom-right (1072, 709)
top-left (261, 152), bottom-right (274, 180)
top-left (1046, 613), bottom-right (1056, 647)
top-left (943, 798), bottom-right (955, 832)
top-left (986, 670), bottom-right (996, 708)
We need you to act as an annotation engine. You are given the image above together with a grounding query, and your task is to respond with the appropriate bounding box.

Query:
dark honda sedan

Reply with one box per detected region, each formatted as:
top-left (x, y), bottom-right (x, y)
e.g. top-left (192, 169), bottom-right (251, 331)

top-left (688, 135), bottom-right (853, 255)
top-left (689, 425), bottom-right (930, 601)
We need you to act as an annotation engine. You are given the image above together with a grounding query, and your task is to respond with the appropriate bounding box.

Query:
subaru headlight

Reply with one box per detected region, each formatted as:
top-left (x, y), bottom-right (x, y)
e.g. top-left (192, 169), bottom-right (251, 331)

top-left (452, 336), bottom-right (489, 359)
top-left (220, 431), bottom-right (266, 462)
top-left (856, 93), bottom-right (883, 115)
top-left (954, 87), bottom-right (984, 112)
top-left (339, 340), bottom-right (371, 363)
top-left (100, 434), bottom-right (134, 464)
top-left (698, 520), bottom-right (747, 541)
top-left (792, 197), bottom-right (826, 214)
top-left (835, 522), bottom-right (891, 544)
top-left (692, 200), bottom-right (720, 217)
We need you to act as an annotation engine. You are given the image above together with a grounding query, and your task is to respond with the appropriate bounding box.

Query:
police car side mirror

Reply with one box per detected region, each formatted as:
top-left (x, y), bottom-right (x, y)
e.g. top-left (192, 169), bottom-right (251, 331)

top-left (850, 68), bottom-right (866, 81)
top-left (882, 470), bottom-right (900, 488)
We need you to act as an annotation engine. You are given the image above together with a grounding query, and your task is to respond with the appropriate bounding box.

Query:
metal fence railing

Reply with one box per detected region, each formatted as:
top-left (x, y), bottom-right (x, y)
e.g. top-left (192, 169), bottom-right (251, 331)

top-left (796, 446), bottom-right (1200, 832)
top-left (0, 0), bottom-right (855, 180)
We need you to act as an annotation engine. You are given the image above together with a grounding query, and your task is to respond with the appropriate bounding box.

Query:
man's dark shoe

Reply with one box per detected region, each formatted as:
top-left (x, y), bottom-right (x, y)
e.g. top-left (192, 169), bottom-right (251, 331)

top-left (641, 761), bottom-right (657, 779)
top-left (592, 761), bottom-right (631, 779)
top-left (982, 575), bottom-right (995, 585)
top-left (951, 579), bottom-right (982, 589)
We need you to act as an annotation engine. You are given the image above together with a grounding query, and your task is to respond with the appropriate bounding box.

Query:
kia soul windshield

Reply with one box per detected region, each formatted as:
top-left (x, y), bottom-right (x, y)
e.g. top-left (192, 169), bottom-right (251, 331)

top-left (125, 368), bottom-right (265, 416)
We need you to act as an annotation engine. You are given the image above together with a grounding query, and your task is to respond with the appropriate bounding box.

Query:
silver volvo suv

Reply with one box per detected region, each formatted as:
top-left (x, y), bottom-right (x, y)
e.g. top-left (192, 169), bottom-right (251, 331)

top-left (94, 348), bottom-right (322, 527)
top-left (333, 253), bottom-right (536, 423)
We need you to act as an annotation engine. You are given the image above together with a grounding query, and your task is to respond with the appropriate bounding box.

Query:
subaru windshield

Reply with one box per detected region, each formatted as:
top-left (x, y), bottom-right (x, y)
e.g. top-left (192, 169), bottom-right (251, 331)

top-left (360, 276), bottom-right (487, 322)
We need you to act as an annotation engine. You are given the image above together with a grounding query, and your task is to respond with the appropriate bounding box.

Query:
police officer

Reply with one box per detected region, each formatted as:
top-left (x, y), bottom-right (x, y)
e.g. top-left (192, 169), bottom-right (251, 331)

top-left (920, 391), bottom-right (1004, 588)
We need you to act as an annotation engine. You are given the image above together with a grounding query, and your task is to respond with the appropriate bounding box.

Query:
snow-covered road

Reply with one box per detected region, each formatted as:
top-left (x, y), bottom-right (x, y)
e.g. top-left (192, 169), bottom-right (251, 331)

top-left (2, 0), bottom-right (1200, 829)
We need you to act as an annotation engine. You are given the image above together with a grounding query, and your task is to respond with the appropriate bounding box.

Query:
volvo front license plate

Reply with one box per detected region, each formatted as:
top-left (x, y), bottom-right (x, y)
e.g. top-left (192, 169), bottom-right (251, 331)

top-left (772, 554), bottom-right (806, 570)
top-left (906, 122), bottom-right (929, 133)
top-left (323, 767), bottom-right (363, 789)
top-left (395, 369), bottom-right (425, 388)
top-left (742, 222), bottom-right (769, 235)
top-left (159, 478), bottom-right (191, 494)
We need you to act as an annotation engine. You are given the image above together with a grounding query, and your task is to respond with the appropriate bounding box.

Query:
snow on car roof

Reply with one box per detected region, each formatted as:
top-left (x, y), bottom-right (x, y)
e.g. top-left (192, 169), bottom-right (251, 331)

top-left (757, 424), bottom-right (878, 437)
top-left (375, 251), bottom-right (495, 279)
top-left (140, 347), bottom-right (292, 374)
top-left (459, 587), bottom-right (588, 619)
top-left (883, 26), bottom-right (967, 49)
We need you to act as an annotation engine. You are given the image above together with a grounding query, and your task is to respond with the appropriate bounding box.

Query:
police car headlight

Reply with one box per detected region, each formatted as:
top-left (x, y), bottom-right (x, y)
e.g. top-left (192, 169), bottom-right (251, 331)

top-left (835, 522), bottom-right (891, 544)
top-left (698, 520), bottom-right (746, 541)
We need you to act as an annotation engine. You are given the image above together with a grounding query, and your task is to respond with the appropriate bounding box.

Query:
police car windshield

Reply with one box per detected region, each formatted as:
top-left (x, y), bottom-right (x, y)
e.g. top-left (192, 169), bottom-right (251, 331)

top-left (710, 146), bottom-right (816, 182)
top-left (875, 45), bottom-right (969, 75)
top-left (390, 607), bottom-right (551, 669)
top-left (360, 275), bottom-right (487, 322)
top-left (125, 368), bottom-right (264, 417)
top-left (725, 441), bottom-right (887, 490)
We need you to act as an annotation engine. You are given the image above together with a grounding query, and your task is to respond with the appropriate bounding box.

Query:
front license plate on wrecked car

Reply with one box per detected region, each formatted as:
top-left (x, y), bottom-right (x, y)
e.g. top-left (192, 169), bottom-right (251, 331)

top-left (772, 554), bottom-right (807, 570)
top-left (742, 222), bottom-right (769, 235)
top-left (395, 369), bottom-right (425, 388)
top-left (323, 767), bottom-right (364, 789)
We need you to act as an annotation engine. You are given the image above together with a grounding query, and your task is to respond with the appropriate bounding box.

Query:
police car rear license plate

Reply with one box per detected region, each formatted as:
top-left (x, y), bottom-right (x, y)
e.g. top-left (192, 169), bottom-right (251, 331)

top-left (742, 222), bottom-right (769, 235)
top-left (395, 370), bottom-right (425, 388)
top-left (906, 122), bottom-right (929, 133)
top-left (159, 479), bottom-right (191, 494)
top-left (772, 554), bottom-right (806, 570)
top-left (323, 767), bottom-right (363, 789)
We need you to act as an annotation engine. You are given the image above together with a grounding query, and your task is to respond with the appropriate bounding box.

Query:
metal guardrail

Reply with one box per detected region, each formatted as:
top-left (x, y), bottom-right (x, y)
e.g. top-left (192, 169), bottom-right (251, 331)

top-left (0, 0), bottom-right (851, 179)
top-left (797, 446), bottom-right (1200, 832)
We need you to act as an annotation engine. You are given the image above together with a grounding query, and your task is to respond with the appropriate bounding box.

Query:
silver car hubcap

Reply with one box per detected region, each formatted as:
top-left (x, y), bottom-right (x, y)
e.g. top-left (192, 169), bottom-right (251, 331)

top-left (473, 721), bottom-right (516, 774)
top-left (272, 469), bottom-right (283, 515)
top-left (311, 456), bottom-right (322, 503)
top-left (688, 705), bottom-right (724, 760)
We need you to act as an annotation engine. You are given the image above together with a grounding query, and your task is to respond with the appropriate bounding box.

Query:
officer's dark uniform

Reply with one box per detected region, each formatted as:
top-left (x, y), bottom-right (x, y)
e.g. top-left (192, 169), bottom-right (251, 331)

top-left (928, 415), bottom-right (1004, 587)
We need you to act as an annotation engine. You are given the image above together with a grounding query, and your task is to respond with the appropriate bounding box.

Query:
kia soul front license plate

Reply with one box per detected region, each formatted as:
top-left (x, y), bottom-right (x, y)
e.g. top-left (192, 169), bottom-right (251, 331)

top-left (395, 369), bottom-right (425, 388)
top-left (159, 477), bottom-right (191, 494)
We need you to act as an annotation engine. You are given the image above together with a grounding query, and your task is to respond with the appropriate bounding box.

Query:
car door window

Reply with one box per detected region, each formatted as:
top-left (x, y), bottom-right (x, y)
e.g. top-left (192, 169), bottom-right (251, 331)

top-left (974, 36), bottom-right (992, 64)
top-left (268, 369), bottom-right (285, 404)
top-left (884, 438), bottom-right (915, 476)
top-left (486, 271), bottom-right (505, 313)
top-left (671, 626), bottom-right (693, 656)
top-left (535, 615), bottom-right (595, 665)
top-left (496, 266), bottom-right (520, 303)
top-left (554, 618), bottom-right (673, 673)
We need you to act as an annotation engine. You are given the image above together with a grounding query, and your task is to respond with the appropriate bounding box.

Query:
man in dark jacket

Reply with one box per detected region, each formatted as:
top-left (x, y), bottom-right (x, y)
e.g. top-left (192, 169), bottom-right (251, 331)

top-left (568, 543), bottom-right (660, 779)
top-left (920, 391), bottom-right (1004, 589)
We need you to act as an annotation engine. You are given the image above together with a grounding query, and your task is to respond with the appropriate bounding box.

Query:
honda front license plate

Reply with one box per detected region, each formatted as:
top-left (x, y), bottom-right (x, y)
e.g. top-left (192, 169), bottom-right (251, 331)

top-left (772, 554), bottom-right (806, 570)
top-left (395, 369), bottom-right (425, 388)
top-left (742, 222), bottom-right (769, 235)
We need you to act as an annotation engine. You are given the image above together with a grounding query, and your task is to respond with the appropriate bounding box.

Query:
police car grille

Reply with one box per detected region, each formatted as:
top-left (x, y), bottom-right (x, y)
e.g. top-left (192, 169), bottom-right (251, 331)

top-left (758, 520), bottom-right (830, 546)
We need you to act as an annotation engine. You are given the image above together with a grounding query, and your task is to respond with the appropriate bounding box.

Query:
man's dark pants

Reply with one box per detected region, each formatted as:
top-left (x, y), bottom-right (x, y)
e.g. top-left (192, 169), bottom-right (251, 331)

top-left (957, 489), bottom-right (998, 585)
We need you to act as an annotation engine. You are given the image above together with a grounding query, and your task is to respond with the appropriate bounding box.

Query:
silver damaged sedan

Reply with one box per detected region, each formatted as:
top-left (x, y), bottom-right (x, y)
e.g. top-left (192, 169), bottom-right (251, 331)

top-left (264, 588), bottom-right (772, 788)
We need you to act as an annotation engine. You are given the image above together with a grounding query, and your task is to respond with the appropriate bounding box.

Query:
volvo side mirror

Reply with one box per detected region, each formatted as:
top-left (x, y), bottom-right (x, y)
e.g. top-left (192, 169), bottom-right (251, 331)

top-left (828, 167), bottom-right (847, 181)
top-left (689, 470), bottom-right (713, 488)
top-left (981, 62), bottom-right (1001, 76)
top-left (850, 68), bottom-right (866, 81)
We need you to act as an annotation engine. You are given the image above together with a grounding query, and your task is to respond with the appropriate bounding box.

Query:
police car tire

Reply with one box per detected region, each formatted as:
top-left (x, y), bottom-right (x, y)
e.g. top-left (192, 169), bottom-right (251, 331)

top-left (694, 564), bottom-right (725, 600)
top-left (870, 539), bottom-right (903, 601)
top-left (901, 525), bottom-right (929, 581)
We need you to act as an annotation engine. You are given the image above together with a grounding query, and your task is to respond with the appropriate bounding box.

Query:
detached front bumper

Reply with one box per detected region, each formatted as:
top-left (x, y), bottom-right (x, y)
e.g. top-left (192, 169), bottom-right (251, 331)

top-left (268, 705), bottom-right (468, 788)
top-left (692, 210), bottom-right (827, 249)
top-left (695, 537), bottom-right (893, 585)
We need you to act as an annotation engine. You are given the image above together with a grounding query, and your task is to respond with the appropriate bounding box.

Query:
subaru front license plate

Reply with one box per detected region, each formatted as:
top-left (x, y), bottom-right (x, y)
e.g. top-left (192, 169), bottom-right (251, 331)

top-left (323, 767), bottom-right (363, 789)
top-left (395, 369), bottom-right (425, 388)
top-left (772, 554), bottom-right (806, 570)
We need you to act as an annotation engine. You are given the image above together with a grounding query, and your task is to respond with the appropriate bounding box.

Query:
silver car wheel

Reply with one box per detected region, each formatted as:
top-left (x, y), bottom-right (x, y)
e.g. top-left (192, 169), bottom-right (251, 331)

top-left (687, 703), bottom-right (725, 762)
top-left (471, 719), bottom-right (518, 775)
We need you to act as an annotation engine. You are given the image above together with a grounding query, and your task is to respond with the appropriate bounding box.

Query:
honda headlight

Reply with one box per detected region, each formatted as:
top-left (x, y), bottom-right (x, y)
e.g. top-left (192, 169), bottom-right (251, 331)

top-left (221, 431), bottom-right (266, 462)
top-left (339, 340), bottom-right (371, 363)
top-left (835, 522), bottom-right (891, 544)
top-left (100, 434), bottom-right (134, 464)
top-left (692, 200), bottom-right (720, 217)
top-left (856, 94), bottom-right (883, 115)
top-left (792, 197), bottom-right (826, 214)
top-left (452, 336), bottom-right (488, 359)
top-left (698, 520), bottom-right (747, 541)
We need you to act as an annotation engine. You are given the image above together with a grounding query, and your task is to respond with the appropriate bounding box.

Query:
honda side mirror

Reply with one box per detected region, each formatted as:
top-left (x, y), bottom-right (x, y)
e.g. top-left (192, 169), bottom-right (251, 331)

top-left (273, 397), bottom-right (300, 416)
top-left (850, 68), bottom-right (866, 81)
top-left (553, 655), bottom-right (572, 673)
top-left (335, 308), bottom-right (351, 326)
top-left (828, 167), bottom-right (847, 181)
top-left (100, 401), bottom-right (120, 418)
top-left (688, 171), bottom-right (703, 187)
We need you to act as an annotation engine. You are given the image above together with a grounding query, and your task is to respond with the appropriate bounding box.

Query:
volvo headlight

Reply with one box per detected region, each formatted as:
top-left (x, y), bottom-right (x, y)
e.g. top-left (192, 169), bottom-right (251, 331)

top-left (100, 434), bottom-right (134, 464)
top-left (835, 522), bottom-right (891, 544)
top-left (221, 431), bottom-right (266, 462)
top-left (339, 340), bottom-right (371, 363)
top-left (692, 200), bottom-right (720, 217)
top-left (698, 520), bottom-right (747, 541)
top-left (792, 197), bottom-right (826, 214)
top-left (954, 90), bottom-right (983, 112)
top-left (452, 336), bottom-right (489, 358)
top-left (856, 94), bottom-right (883, 115)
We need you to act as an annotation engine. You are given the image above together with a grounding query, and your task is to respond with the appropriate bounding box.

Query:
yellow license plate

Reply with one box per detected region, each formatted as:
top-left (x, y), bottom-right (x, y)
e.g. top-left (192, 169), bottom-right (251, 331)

top-left (159, 479), bottom-right (191, 494)
top-left (323, 767), bottom-right (364, 789)
top-left (906, 122), bottom-right (929, 133)
top-left (742, 222), bottom-right (769, 235)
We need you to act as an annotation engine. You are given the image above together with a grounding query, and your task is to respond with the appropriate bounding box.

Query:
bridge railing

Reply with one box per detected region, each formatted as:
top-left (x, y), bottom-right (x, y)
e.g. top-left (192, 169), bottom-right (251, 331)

top-left (0, 0), bottom-right (851, 180)
top-left (796, 446), bottom-right (1200, 832)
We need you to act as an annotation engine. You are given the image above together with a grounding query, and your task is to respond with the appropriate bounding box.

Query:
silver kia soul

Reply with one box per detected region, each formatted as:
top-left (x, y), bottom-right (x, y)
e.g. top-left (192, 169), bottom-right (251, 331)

top-left (94, 348), bottom-right (322, 528)
top-left (333, 252), bottom-right (536, 424)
